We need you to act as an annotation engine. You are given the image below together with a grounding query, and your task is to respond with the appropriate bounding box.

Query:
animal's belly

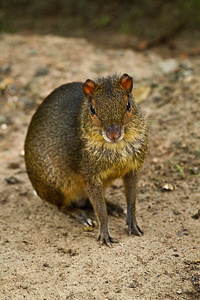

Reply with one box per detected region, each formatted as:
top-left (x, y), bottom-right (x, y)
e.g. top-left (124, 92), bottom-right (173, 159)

top-left (61, 174), bottom-right (88, 206)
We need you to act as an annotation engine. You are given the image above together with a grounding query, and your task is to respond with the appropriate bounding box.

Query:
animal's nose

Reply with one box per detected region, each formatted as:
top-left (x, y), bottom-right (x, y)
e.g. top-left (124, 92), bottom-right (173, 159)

top-left (106, 125), bottom-right (121, 142)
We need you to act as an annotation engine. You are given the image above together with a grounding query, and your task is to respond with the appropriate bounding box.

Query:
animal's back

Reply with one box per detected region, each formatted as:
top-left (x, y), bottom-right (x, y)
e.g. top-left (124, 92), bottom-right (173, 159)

top-left (25, 82), bottom-right (84, 207)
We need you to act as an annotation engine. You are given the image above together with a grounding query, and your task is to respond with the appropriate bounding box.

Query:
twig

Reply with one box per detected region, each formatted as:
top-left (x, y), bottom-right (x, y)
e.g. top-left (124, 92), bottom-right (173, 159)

top-left (137, 19), bottom-right (186, 51)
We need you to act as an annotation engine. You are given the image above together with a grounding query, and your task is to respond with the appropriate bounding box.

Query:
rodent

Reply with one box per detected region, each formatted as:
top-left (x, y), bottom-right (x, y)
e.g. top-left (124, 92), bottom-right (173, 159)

top-left (24, 73), bottom-right (148, 246)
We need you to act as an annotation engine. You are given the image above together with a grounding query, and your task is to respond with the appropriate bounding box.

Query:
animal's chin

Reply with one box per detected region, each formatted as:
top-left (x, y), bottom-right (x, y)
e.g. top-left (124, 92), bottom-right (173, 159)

top-left (102, 131), bottom-right (124, 143)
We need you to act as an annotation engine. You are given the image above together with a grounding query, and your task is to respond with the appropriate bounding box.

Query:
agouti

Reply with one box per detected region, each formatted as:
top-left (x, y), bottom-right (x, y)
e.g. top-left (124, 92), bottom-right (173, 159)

top-left (24, 73), bottom-right (148, 246)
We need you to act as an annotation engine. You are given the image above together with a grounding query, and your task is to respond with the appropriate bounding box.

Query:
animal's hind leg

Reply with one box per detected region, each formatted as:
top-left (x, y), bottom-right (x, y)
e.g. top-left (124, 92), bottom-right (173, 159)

top-left (106, 200), bottom-right (125, 216)
top-left (60, 206), bottom-right (97, 230)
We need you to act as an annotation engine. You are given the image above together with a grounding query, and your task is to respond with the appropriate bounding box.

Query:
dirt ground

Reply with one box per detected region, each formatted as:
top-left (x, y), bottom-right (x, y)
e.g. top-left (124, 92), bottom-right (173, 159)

top-left (0, 33), bottom-right (200, 299)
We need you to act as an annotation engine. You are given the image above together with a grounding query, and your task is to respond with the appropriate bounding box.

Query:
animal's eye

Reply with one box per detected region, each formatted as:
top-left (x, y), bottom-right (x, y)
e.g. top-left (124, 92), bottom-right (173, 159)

top-left (91, 105), bottom-right (96, 115)
top-left (126, 101), bottom-right (131, 111)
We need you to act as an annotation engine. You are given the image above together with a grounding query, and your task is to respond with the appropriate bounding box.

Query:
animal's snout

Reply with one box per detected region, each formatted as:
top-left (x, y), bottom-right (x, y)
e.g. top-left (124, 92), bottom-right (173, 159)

top-left (106, 125), bottom-right (122, 142)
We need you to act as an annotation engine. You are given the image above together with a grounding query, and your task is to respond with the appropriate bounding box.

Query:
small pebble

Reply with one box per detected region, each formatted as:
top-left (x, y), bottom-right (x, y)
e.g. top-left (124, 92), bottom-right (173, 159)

top-left (192, 209), bottom-right (200, 219)
top-left (34, 67), bottom-right (49, 77)
top-left (33, 190), bottom-right (38, 197)
top-left (5, 176), bottom-right (20, 184)
top-left (20, 150), bottom-right (25, 157)
top-left (1, 123), bottom-right (7, 130)
top-left (0, 115), bottom-right (7, 124)
top-left (158, 59), bottom-right (179, 74)
top-left (152, 92), bottom-right (161, 102)
top-left (43, 263), bottom-right (49, 267)
top-left (162, 183), bottom-right (175, 191)
top-left (173, 253), bottom-right (179, 257)
top-left (190, 167), bottom-right (199, 175)
top-left (191, 274), bottom-right (199, 285)
top-left (1, 64), bottom-right (11, 73)
top-left (29, 49), bottom-right (38, 56)
top-left (20, 285), bottom-right (28, 290)
top-left (8, 162), bottom-right (20, 169)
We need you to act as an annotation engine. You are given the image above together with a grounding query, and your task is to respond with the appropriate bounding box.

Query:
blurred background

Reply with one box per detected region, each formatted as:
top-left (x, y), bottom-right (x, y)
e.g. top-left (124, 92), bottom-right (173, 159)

top-left (1, 0), bottom-right (200, 51)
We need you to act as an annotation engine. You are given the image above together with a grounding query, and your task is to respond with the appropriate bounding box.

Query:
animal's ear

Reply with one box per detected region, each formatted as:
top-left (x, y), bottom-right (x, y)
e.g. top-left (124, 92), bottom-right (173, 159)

top-left (82, 79), bottom-right (97, 98)
top-left (119, 73), bottom-right (133, 93)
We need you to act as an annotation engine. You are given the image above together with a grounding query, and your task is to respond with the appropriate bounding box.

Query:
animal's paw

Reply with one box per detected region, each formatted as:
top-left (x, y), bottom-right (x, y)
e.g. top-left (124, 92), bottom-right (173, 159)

top-left (127, 221), bottom-right (143, 237)
top-left (97, 231), bottom-right (118, 247)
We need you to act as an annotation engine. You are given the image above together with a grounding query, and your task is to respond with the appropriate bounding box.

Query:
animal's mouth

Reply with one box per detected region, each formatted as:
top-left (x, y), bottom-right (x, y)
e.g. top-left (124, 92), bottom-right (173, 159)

top-left (102, 125), bottom-right (124, 143)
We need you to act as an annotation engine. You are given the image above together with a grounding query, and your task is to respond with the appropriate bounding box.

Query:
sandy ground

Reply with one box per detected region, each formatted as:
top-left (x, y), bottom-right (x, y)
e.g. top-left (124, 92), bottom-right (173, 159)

top-left (0, 34), bottom-right (200, 299)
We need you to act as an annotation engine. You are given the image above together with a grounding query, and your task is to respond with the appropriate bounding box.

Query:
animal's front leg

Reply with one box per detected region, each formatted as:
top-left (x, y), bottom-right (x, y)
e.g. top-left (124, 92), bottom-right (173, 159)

top-left (85, 180), bottom-right (117, 247)
top-left (123, 171), bottom-right (143, 236)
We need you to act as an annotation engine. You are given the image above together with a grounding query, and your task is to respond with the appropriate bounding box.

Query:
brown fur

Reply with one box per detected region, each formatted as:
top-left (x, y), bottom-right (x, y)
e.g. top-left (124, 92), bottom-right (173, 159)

top-left (24, 74), bottom-right (148, 246)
